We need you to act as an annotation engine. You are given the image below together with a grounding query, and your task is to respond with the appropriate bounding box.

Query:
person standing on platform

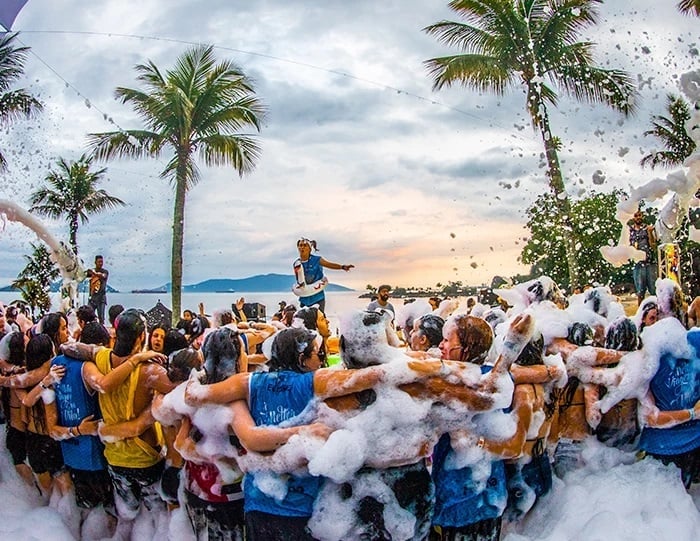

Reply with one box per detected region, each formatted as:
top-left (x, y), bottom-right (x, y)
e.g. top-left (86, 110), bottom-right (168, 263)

top-left (629, 210), bottom-right (657, 306)
top-left (87, 255), bottom-right (109, 324)
top-left (293, 238), bottom-right (354, 314)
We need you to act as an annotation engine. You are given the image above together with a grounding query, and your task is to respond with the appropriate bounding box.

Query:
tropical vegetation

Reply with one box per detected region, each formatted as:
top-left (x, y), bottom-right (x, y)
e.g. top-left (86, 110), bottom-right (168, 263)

top-left (0, 32), bottom-right (43, 172)
top-left (640, 94), bottom-right (697, 169)
top-left (29, 154), bottom-right (125, 257)
top-left (423, 0), bottom-right (638, 287)
top-left (11, 242), bottom-right (59, 318)
top-left (86, 45), bottom-right (265, 324)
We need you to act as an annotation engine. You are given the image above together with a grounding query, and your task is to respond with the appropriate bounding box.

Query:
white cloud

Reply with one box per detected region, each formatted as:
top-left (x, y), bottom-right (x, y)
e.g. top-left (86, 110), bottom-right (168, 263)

top-left (0, 0), bottom-right (697, 292)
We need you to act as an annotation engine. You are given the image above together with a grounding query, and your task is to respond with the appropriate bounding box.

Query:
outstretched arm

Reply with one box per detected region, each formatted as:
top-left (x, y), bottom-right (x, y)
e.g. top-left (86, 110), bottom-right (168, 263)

top-left (82, 351), bottom-right (167, 394)
top-left (231, 400), bottom-right (332, 453)
top-left (319, 257), bottom-right (354, 272)
top-left (642, 392), bottom-right (700, 429)
top-left (184, 371), bottom-right (250, 406)
top-left (0, 360), bottom-right (51, 389)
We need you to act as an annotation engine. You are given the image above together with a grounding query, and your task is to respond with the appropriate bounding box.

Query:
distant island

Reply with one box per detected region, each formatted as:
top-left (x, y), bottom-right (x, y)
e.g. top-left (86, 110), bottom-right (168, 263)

top-left (132, 273), bottom-right (355, 294)
top-left (2, 273), bottom-right (354, 294)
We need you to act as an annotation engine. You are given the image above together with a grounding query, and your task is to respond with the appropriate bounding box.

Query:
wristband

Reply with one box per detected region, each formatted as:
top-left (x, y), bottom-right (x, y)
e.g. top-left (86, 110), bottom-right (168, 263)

top-left (76, 426), bottom-right (82, 436)
top-left (40, 382), bottom-right (48, 390)
top-left (477, 436), bottom-right (485, 449)
top-left (689, 409), bottom-right (696, 421)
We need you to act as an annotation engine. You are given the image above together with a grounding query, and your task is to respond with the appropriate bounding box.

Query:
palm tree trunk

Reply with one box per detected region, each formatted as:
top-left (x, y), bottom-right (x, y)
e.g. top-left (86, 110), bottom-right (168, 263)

top-left (70, 213), bottom-right (79, 256)
top-left (537, 109), bottom-right (580, 288)
top-left (171, 167), bottom-right (187, 327)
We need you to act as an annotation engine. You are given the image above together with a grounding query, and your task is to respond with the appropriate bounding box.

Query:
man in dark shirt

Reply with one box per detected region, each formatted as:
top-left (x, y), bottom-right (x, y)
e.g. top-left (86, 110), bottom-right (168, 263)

top-left (629, 211), bottom-right (657, 306)
top-left (87, 255), bottom-right (109, 324)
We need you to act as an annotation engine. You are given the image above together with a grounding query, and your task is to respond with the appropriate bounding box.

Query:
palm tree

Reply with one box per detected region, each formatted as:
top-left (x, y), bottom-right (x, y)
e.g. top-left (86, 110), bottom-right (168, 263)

top-left (678, 0), bottom-right (700, 16)
top-left (640, 94), bottom-right (696, 169)
top-left (424, 0), bottom-right (638, 287)
top-left (29, 154), bottom-right (126, 256)
top-left (12, 242), bottom-right (60, 318)
top-left (0, 33), bottom-right (43, 171)
top-left (86, 45), bottom-right (265, 323)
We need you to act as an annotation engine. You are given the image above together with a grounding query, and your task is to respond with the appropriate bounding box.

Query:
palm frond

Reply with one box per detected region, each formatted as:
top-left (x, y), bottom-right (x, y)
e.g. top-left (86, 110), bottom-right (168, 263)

top-left (424, 53), bottom-right (514, 93)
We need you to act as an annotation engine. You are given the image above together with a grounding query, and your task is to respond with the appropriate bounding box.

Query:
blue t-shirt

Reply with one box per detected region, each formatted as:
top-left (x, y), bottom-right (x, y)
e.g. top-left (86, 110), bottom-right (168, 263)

top-left (244, 371), bottom-right (321, 517)
top-left (300, 254), bottom-right (325, 307)
top-left (431, 365), bottom-right (507, 527)
top-left (639, 329), bottom-right (700, 455)
top-left (52, 355), bottom-right (107, 471)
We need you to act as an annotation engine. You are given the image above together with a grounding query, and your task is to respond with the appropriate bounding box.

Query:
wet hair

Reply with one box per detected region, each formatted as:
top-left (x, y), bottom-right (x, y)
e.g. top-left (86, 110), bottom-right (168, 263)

top-left (515, 332), bottom-right (545, 366)
top-left (639, 301), bottom-right (659, 332)
top-left (6, 332), bottom-right (26, 366)
top-left (483, 308), bottom-right (507, 330)
top-left (188, 315), bottom-right (210, 346)
top-left (451, 315), bottom-right (493, 365)
top-left (108, 304), bottom-right (124, 326)
top-left (340, 310), bottom-right (389, 369)
top-left (567, 322), bottom-right (594, 346)
top-left (269, 327), bottom-right (317, 373)
top-left (201, 327), bottom-right (243, 383)
top-left (40, 312), bottom-right (68, 349)
top-left (113, 309), bottom-right (147, 357)
top-left (214, 309), bottom-right (234, 327)
top-left (163, 329), bottom-right (189, 356)
top-left (584, 288), bottom-right (603, 315)
top-left (416, 314), bottom-right (444, 348)
top-left (5, 306), bottom-right (18, 320)
top-left (378, 285), bottom-right (391, 293)
top-left (25, 334), bottom-right (54, 371)
top-left (293, 306), bottom-right (320, 331)
top-left (76, 304), bottom-right (97, 324)
top-left (80, 321), bottom-right (111, 346)
top-left (605, 317), bottom-right (638, 352)
top-left (168, 347), bottom-right (202, 383)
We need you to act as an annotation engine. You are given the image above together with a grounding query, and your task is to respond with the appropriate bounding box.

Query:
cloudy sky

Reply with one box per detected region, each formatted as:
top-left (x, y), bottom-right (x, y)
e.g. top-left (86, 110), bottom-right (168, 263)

top-left (0, 0), bottom-right (697, 293)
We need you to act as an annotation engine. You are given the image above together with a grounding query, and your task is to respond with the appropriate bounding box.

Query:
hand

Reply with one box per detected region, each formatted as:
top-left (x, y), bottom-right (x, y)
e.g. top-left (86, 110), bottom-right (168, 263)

top-left (693, 399), bottom-right (700, 419)
top-left (133, 351), bottom-right (167, 366)
top-left (301, 422), bottom-right (333, 441)
top-left (341, 264), bottom-right (354, 272)
top-left (78, 415), bottom-right (99, 436)
top-left (47, 364), bottom-right (66, 385)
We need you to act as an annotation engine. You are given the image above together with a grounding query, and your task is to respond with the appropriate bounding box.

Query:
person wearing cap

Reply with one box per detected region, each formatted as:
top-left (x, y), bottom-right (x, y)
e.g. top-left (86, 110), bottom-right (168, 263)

top-left (629, 209), bottom-right (657, 306)
top-left (367, 285), bottom-right (395, 318)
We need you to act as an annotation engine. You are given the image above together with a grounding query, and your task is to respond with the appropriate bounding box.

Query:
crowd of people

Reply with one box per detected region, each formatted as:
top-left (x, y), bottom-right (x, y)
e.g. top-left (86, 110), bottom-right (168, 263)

top-left (0, 272), bottom-right (699, 540)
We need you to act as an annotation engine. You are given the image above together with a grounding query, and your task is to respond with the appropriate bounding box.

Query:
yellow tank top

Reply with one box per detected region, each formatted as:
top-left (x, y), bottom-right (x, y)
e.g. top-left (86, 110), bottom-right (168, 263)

top-left (95, 348), bottom-right (162, 468)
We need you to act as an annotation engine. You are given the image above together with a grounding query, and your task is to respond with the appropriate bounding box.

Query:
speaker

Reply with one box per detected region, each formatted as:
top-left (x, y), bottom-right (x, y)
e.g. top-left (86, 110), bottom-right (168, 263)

top-left (242, 302), bottom-right (266, 322)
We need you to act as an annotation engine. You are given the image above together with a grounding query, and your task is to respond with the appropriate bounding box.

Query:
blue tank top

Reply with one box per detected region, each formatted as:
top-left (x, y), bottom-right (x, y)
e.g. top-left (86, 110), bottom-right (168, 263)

top-left (639, 331), bottom-right (700, 455)
top-left (300, 254), bottom-right (325, 307)
top-left (244, 371), bottom-right (321, 517)
top-left (431, 365), bottom-right (507, 527)
top-left (52, 355), bottom-right (107, 471)
top-left (431, 433), bottom-right (506, 527)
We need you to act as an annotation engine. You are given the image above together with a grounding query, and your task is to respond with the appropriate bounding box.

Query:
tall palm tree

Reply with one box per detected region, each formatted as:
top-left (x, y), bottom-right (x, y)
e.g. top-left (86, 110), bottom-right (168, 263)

top-left (86, 45), bottom-right (265, 323)
top-left (0, 33), bottom-right (43, 171)
top-left (641, 94), bottom-right (696, 170)
top-left (424, 0), bottom-right (638, 287)
top-left (678, 0), bottom-right (700, 16)
top-left (29, 154), bottom-right (125, 256)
